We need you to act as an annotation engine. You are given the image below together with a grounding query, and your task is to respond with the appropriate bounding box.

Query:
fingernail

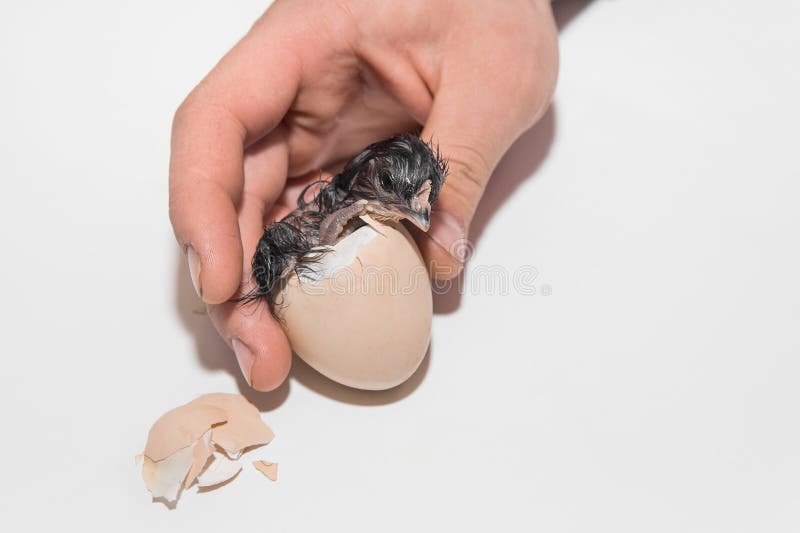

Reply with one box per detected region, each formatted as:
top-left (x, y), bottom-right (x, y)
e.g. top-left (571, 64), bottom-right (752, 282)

top-left (186, 245), bottom-right (202, 298)
top-left (232, 338), bottom-right (255, 387)
top-left (428, 211), bottom-right (471, 263)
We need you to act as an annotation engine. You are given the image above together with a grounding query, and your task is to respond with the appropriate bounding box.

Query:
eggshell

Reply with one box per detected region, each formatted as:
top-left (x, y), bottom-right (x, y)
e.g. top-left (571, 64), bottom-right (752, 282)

top-left (278, 219), bottom-right (432, 390)
top-left (143, 401), bottom-right (227, 462)
top-left (195, 452), bottom-right (242, 488)
top-left (183, 430), bottom-right (213, 489)
top-left (198, 393), bottom-right (275, 456)
top-left (140, 442), bottom-right (197, 502)
top-left (139, 393), bottom-right (277, 505)
top-left (252, 460), bottom-right (278, 481)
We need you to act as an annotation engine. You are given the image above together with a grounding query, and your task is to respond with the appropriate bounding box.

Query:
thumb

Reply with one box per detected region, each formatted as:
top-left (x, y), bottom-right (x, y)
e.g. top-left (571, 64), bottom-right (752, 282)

top-left (417, 86), bottom-right (540, 280)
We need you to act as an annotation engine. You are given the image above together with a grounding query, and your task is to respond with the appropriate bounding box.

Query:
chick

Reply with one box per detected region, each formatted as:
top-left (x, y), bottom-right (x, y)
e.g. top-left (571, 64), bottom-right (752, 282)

top-left (248, 134), bottom-right (448, 310)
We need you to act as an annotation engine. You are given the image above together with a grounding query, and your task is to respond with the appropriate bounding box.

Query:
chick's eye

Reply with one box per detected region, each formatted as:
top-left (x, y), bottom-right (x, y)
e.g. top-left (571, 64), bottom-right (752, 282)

top-left (379, 172), bottom-right (393, 191)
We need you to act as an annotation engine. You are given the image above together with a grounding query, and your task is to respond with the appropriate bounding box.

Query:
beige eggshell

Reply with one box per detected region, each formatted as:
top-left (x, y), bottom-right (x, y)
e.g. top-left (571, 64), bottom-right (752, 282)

top-left (139, 393), bottom-right (277, 505)
top-left (196, 393), bottom-right (275, 455)
top-left (141, 442), bottom-right (197, 502)
top-left (143, 400), bottom-right (227, 462)
top-left (195, 452), bottom-right (243, 488)
top-left (278, 219), bottom-right (432, 390)
top-left (252, 460), bottom-right (278, 481)
top-left (143, 393), bottom-right (273, 463)
top-left (183, 430), bottom-right (213, 489)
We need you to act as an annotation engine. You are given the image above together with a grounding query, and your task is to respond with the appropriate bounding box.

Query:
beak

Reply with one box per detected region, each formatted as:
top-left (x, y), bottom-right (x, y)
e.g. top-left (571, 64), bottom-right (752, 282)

top-left (402, 180), bottom-right (433, 231)
top-left (402, 207), bottom-right (431, 232)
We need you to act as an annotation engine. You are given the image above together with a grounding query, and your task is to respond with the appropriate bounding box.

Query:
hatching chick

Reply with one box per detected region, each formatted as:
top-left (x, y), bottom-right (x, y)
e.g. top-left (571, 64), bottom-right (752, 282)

top-left (248, 134), bottom-right (448, 310)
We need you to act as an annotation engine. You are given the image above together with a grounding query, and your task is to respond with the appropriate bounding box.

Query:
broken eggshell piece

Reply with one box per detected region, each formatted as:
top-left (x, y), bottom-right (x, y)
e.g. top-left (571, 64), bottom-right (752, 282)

top-left (197, 393), bottom-right (274, 456)
top-left (139, 393), bottom-right (276, 505)
top-left (141, 441), bottom-right (199, 502)
top-left (183, 430), bottom-right (213, 489)
top-left (143, 401), bottom-right (227, 462)
top-left (196, 451), bottom-right (243, 488)
top-left (252, 460), bottom-right (278, 481)
top-left (277, 218), bottom-right (432, 391)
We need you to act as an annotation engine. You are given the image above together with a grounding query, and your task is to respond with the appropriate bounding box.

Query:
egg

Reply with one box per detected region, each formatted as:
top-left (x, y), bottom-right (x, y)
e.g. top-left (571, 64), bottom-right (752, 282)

top-left (277, 218), bottom-right (432, 390)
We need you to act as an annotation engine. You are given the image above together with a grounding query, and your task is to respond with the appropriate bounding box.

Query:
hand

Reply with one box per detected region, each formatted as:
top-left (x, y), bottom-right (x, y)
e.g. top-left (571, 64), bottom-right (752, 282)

top-left (169, 0), bottom-right (559, 391)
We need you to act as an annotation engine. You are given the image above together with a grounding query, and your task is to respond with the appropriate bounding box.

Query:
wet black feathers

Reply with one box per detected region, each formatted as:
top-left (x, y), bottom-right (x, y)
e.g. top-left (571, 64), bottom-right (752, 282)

top-left (333, 134), bottom-right (446, 205)
top-left (245, 133), bottom-right (448, 311)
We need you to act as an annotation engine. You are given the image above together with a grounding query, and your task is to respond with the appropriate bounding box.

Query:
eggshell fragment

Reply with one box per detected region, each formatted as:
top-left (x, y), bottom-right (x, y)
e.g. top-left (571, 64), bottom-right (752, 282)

top-left (140, 443), bottom-right (197, 502)
top-left (196, 452), bottom-right (242, 488)
top-left (279, 220), bottom-right (432, 390)
top-left (252, 460), bottom-right (278, 481)
top-left (143, 400), bottom-right (227, 462)
top-left (197, 393), bottom-right (274, 456)
top-left (183, 430), bottom-right (213, 489)
top-left (139, 393), bottom-right (277, 505)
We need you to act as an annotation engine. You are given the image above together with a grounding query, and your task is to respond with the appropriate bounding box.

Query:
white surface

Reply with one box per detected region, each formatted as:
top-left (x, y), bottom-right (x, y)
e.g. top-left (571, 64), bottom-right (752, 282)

top-left (1, 0), bottom-right (799, 531)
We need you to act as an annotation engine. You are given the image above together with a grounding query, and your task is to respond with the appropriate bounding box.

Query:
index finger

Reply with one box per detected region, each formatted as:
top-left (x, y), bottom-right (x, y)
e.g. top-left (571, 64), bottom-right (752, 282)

top-left (169, 17), bottom-right (301, 304)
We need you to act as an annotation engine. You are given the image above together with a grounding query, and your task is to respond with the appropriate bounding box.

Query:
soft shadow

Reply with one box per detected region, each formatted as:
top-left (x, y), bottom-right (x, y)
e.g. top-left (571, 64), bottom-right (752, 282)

top-left (553, 0), bottom-right (593, 31)
top-left (470, 107), bottom-right (557, 246)
top-left (173, 250), bottom-right (290, 412)
top-left (289, 343), bottom-right (431, 406)
top-left (432, 270), bottom-right (466, 314)
top-left (459, 0), bottom-right (591, 244)
top-left (433, 106), bottom-right (557, 315)
top-left (152, 496), bottom-right (178, 511)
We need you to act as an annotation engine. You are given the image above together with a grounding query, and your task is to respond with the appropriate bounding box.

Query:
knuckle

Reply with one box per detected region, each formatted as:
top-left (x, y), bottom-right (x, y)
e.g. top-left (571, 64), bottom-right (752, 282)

top-left (447, 144), bottom-right (492, 194)
top-left (172, 90), bottom-right (209, 133)
top-left (172, 93), bottom-right (197, 130)
top-left (493, 19), bottom-right (559, 126)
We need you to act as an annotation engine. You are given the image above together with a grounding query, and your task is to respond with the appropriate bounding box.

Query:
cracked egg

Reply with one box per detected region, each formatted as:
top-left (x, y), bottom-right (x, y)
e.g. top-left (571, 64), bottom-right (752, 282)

top-left (277, 217), bottom-right (432, 390)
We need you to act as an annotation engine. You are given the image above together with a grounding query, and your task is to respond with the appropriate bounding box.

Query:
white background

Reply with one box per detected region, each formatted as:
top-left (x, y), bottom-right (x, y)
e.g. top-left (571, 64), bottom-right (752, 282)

top-left (1, 1), bottom-right (798, 531)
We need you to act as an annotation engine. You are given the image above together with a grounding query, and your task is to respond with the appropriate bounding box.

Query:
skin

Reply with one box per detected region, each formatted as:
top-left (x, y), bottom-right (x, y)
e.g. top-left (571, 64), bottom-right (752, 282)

top-left (169, 0), bottom-right (559, 391)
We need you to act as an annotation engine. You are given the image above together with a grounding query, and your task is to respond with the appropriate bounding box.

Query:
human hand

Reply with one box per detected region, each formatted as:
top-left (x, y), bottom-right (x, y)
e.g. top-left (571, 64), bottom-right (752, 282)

top-left (169, 0), bottom-right (559, 391)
